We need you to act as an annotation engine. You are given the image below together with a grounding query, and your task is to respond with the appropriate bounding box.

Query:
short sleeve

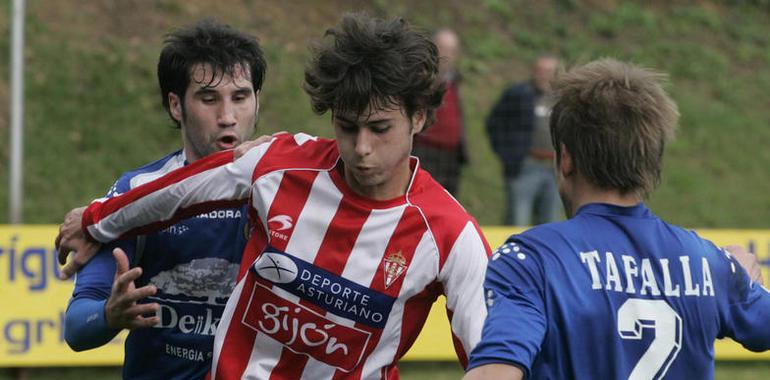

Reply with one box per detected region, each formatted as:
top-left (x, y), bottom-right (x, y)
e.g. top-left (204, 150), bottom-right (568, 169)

top-left (467, 237), bottom-right (547, 377)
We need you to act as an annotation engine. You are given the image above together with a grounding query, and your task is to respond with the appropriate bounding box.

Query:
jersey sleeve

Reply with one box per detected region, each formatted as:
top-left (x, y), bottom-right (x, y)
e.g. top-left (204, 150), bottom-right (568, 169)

top-left (82, 140), bottom-right (274, 243)
top-left (65, 240), bottom-right (134, 351)
top-left (65, 170), bottom-right (141, 350)
top-left (438, 221), bottom-right (491, 368)
top-left (718, 248), bottom-right (770, 351)
top-left (467, 237), bottom-right (547, 378)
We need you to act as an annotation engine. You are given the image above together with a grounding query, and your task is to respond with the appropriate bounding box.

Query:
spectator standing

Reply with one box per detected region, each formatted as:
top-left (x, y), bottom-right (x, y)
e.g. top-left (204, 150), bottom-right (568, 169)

top-left (487, 56), bottom-right (560, 225)
top-left (412, 28), bottom-right (467, 195)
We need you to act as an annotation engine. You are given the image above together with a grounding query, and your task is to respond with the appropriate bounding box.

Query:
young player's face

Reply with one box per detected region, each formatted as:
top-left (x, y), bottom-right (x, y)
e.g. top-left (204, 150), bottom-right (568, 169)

top-left (334, 106), bottom-right (425, 200)
top-left (169, 63), bottom-right (258, 163)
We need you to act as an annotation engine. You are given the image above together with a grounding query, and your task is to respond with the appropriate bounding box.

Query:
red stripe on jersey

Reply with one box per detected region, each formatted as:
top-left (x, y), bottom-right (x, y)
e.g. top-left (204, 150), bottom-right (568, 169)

top-left (382, 365), bottom-right (400, 380)
top-left (268, 350), bottom-right (309, 380)
top-left (368, 206), bottom-right (426, 297)
top-left (313, 197), bottom-right (371, 274)
top-left (393, 282), bottom-right (441, 361)
top-left (215, 275), bottom-right (260, 380)
top-left (265, 171), bottom-right (319, 252)
top-left (333, 206), bottom-right (427, 379)
top-left (251, 135), bottom-right (338, 183)
top-left (83, 150), bottom-right (235, 234)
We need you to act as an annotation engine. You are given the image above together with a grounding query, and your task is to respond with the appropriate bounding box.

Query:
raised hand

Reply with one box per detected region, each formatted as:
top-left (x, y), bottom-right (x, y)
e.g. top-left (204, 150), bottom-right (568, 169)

top-left (105, 248), bottom-right (161, 330)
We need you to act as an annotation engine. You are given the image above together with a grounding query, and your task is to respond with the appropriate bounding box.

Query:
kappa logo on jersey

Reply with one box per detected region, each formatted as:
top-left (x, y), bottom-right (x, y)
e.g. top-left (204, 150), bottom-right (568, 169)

top-left (383, 251), bottom-right (407, 289)
top-left (268, 215), bottom-right (294, 241)
top-left (253, 251), bottom-right (299, 284)
top-left (243, 282), bottom-right (371, 372)
top-left (250, 247), bottom-right (396, 329)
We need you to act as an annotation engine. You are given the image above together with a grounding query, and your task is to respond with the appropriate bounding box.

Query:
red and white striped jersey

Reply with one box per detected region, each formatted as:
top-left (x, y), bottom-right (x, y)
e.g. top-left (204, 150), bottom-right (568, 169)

top-left (82, 133), bottom-right (491, 379)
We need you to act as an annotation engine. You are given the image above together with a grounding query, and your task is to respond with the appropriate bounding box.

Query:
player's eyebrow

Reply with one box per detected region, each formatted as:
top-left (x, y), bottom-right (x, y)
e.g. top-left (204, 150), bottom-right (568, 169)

top-left (334, 114), bottom-right (394, 126)
top-left (192, 87), bottom-right (218, 96)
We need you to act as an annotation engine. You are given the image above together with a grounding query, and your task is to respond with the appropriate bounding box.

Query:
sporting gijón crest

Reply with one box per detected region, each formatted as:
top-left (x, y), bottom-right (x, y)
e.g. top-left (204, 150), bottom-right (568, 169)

top-left (383, 251), bottom-right (407, 289)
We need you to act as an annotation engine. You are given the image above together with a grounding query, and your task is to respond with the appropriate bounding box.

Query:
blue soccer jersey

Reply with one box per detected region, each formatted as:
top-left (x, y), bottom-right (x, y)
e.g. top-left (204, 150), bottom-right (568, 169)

top-left (468, 203), bottom-right (770, 379)
top-left (65, 150), bottom-right (249, 380)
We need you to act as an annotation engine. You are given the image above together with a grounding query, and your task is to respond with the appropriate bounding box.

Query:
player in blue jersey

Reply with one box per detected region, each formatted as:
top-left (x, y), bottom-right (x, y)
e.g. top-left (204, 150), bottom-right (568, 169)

top-left (465, 58), bottom-right (770, 380)
top-left (60, 19), bottom-right (267, 379)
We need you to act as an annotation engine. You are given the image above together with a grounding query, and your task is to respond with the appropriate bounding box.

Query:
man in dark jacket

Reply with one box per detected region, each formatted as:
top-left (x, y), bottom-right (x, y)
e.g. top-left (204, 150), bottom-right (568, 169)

top-left (486, 56), bottom-right (560, 225)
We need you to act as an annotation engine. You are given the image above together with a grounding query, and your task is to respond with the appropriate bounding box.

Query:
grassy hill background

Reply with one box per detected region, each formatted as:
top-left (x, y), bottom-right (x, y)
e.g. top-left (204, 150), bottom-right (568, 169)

top-left (1, 0), bottom-right (770, 227)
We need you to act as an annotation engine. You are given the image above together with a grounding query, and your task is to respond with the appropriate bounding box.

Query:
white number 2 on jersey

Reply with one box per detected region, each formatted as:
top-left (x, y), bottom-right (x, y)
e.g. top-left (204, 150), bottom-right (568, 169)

top-left (617, 299), bottom-right (683, 380)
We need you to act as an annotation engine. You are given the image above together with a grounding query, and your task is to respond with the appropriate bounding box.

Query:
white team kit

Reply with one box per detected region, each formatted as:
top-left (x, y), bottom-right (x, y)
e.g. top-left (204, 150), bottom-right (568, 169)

top-left (81, 133), bottom-right (491, 379)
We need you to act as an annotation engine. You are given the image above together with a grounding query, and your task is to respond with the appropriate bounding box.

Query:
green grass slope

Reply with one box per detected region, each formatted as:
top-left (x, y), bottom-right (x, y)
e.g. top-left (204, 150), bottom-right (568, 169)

top-left (1, 0), bottom-right (769, 228)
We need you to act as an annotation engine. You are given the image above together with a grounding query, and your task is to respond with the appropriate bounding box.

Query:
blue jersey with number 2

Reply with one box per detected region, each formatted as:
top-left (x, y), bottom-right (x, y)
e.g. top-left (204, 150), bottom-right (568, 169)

top-left (468, 203), bottom-right (770, 380)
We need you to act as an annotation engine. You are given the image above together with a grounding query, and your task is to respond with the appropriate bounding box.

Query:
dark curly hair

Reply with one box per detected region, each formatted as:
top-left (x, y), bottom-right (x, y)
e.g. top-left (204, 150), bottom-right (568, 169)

top-left (304, 13), bottom-right (444, 128)
top-left (158, 19), bottom-right (267, 128)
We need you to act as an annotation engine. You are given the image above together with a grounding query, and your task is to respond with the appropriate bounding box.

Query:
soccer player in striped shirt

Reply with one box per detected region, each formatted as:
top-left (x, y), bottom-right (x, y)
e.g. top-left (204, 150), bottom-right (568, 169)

top-left (56, 13), bottom-right (491, 379)
top-left (464, 59), bottom-right (770, 380)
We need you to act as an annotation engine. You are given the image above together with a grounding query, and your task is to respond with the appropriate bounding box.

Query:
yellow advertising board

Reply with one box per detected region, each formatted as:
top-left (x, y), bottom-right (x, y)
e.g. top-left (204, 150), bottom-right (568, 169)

top-left (0, 226), bottom-right (127, 366)
top-left (1, 225), bottom-right (769, 366)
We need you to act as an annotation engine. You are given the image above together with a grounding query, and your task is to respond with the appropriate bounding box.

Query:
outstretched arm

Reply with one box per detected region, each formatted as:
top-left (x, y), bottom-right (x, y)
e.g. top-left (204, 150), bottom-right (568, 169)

top-left (65, 248), bottom-right (159, 351)
top-left (56, 135), bottom-right (275, 278)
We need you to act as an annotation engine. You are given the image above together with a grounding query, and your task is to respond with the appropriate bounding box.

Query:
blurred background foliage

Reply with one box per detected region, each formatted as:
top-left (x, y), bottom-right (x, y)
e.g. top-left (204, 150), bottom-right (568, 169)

top-left (0, 0), bottom-right (769, 228)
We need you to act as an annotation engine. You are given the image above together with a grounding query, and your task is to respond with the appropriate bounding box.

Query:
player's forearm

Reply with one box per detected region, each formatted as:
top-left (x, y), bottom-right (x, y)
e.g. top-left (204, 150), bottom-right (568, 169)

top-left (83, 150), bottom-right (251, 242)
top-left (464, 363), bottom-right (524, 380)
top-left (64, 298), bottom-right (121, 351)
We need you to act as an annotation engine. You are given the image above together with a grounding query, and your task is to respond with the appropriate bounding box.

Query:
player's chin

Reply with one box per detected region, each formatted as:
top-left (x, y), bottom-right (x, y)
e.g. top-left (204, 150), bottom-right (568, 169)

top-left (356, 171), bottom-right (383, 185)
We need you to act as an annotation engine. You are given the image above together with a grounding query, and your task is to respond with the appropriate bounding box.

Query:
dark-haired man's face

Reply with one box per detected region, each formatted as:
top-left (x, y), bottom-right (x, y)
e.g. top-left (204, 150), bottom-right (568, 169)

top-left (169, 63), bottom-right (258, 163)
top-left (333, 106), bottom-right (425, 200)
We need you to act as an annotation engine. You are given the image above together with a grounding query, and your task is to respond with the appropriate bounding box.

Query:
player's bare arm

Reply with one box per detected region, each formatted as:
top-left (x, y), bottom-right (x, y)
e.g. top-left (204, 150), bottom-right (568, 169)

top-left (464, 363), bottom-right (524, 380)
top-left (56, 134), bottom-right (276, 280)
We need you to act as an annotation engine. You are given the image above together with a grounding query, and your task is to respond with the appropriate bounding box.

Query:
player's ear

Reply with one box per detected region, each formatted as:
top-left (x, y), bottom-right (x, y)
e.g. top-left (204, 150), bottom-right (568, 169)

top-left (255, 89), bottom-right (261, 116)
top-left (168, 92), bottom-right (183, 124)
top-left (559, 143), bottom-right (574, 177)
top-left (411, 110), bottom-right (426, 135)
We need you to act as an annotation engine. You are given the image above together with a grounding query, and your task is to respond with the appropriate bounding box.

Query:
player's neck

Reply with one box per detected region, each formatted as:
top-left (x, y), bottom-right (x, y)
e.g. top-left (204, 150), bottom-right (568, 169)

top-left (342, 160), bottom-right (413, 201)
top-left (566, 178), bottom-right (641, 216)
